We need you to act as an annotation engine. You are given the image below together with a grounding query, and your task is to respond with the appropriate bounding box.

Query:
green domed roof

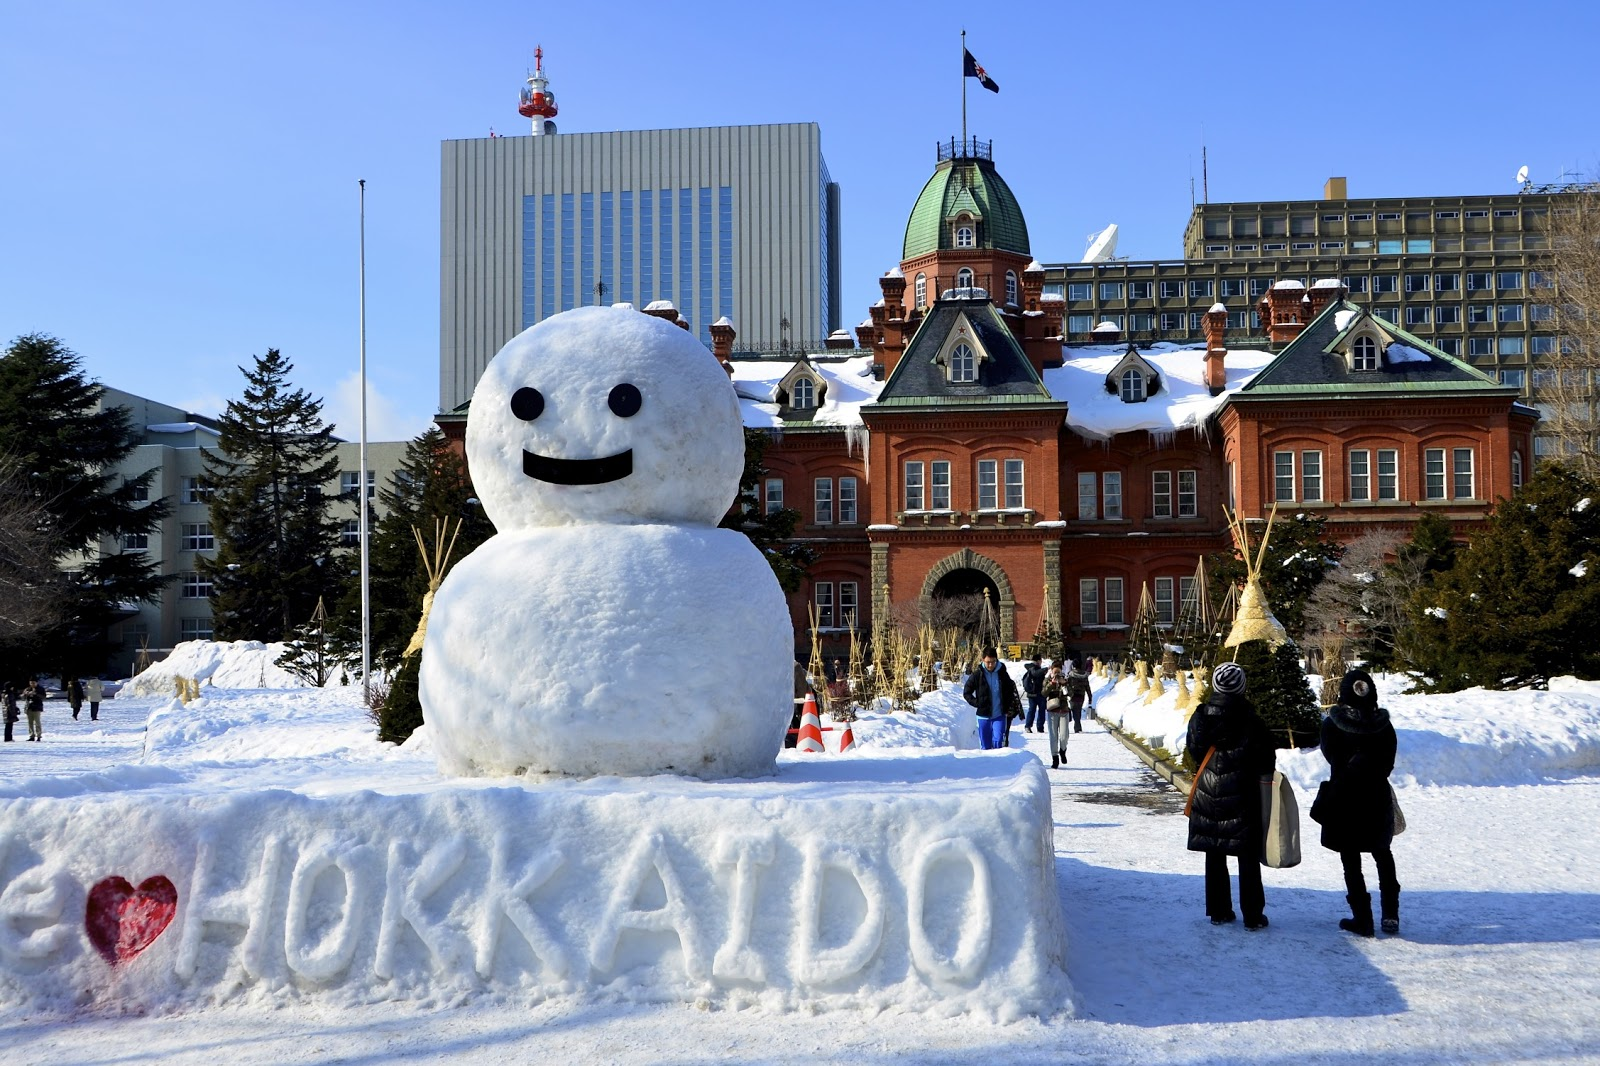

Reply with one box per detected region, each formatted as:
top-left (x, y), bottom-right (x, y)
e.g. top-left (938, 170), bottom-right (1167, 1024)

top-left (902, 153), bottom-right (1030, 260)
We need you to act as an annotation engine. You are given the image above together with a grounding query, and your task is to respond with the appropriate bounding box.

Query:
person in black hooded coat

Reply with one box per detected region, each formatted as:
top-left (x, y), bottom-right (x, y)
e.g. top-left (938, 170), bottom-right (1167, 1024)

top-left (1316, 667), bottom-right (1401, 937)
top-left (1186, 661), bottom-right (1277, 929)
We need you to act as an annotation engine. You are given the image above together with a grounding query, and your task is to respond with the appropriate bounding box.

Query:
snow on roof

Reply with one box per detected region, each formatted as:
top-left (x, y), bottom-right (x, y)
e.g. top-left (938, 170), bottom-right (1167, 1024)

top-left (713, 316), bottom-right (734, 327)
top-left (1026, 259), bottom-right (1045, 272)
top-left (1039, 292), bottom-right (1063, 302)
top-left (1092, 321), bottom-right (1120, 333)
top-left (1044, 342), bottom-right (1275, 441)
top-left (148, 421), bottom-right (220, 436)
top-left (1385, 342), bottom-right (1432, 364)
top-left (729, 354), bottom-right (884, 430)
top-left (1334, 309), bottom-right (1359, 332)
top-left (1209, 302), bottom-right (1226, 314)
top-left (941, 287), bottom-right (990, 300)
top-left (1312, 277), bottom-right (1342, 288)
top-left (883, 267), bottom-right (904, 278)
top-left (610, 302), bottom-right (636, 312)
top-left (1272, 279), bottom-right (1305, 289)
top-left (644, 300), bottom-right (676, 311)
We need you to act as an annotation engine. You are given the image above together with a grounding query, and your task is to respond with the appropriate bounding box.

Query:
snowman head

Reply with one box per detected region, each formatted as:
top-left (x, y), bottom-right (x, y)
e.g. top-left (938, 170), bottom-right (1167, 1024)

top-left (467, 306), bottom-right (745, 529)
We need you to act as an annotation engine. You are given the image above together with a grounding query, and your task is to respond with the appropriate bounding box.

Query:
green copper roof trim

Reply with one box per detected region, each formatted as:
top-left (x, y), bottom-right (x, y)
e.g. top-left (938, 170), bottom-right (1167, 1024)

top-left (902, 158), bottom-right (1031, 260)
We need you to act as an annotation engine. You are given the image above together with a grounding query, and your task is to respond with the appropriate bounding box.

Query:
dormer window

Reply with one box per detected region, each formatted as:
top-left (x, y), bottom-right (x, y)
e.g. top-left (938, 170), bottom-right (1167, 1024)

top-left (1005, 271), bottom-right (1018, 306)
top-left (955, 225), bottom-right (974, 248)
top-left (956, 267), bottom-right (974, 288)
top-left (792, 376), bottom-right (816, 408)
top-left (1120, 368), bottom-right (1147, 402)
top-left (1352, 336), bottom-right (1378, 371)
top-left (914, 272), bottom-right (927, 308)
top-left (950, 343), bottom-right (977, 382)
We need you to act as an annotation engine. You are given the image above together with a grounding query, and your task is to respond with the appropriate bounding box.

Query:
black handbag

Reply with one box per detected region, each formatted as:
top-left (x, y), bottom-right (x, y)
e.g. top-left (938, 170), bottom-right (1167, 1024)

top-left (1309, 780), bottom-right (1334, 825)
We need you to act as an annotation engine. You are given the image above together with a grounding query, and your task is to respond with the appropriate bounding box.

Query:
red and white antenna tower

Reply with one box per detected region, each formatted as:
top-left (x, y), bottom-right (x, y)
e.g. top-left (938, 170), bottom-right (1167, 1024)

top-left (518, 46), bottom-right (559, 136)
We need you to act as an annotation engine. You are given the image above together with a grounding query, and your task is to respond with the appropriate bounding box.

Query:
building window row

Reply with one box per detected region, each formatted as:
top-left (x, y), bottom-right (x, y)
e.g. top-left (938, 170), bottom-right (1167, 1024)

top-left (1274, 447), bottom-right (1475, 503)
top-left (904, 460), bottom-right (1021, 511)
top-left (811, 476), bottom-right (859, 525)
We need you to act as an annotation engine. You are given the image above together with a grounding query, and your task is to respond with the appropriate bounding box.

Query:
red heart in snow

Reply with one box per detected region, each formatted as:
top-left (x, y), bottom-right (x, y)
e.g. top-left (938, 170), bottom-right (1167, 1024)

top-left (85, 875), bottom-right (178, 966)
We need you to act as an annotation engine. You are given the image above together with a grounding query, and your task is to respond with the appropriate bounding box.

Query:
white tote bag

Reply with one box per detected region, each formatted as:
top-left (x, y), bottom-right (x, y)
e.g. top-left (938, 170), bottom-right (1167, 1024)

top-left (1260, 771), bottom-right (1302, 869)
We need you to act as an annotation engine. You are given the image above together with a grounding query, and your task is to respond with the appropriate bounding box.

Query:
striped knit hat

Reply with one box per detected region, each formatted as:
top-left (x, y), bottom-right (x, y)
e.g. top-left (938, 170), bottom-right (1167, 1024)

top-left (1211, 662), bottom-right (1247, 695)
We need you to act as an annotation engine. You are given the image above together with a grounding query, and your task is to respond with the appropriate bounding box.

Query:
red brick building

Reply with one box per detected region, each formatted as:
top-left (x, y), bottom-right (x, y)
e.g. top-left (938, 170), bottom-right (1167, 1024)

top-left (442, 138), bottom-right (1537, 659)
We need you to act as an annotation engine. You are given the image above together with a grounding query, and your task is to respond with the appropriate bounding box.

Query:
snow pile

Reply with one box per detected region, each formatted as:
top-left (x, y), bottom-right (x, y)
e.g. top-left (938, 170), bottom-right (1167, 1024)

top-left (731, 353), bottom-right (882, 430)
top-left (142, 687), bottom-right (390, 769)
top-left (124, 640), bottom-right (307, 697)
top-left (1043, 344), bottom-right (1276, 441)
top-left (1384, 342), bottom-right (1432, 365)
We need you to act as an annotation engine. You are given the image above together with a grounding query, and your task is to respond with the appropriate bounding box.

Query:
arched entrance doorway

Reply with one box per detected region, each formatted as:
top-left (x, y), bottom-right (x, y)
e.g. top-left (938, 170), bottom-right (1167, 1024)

top-left (918, 548), bottom-right (1017, 645)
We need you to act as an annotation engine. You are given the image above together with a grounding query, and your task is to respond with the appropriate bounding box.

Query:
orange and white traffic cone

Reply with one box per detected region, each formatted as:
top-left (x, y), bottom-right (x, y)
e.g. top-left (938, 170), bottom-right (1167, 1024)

top-left (797, 692), bottom-right (825, 753)
top-left (838, 721), bottom-right (856, 753)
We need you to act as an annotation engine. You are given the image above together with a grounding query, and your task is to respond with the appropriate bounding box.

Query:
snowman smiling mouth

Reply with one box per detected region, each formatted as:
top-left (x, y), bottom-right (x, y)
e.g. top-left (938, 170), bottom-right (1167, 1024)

top-left (522, 447), bottom-right (633, 485)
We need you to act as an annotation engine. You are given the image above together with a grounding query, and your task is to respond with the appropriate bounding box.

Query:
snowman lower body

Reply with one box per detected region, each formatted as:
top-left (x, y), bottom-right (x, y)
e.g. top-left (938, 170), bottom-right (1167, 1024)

top-left (419, 523), bottom-right (793, 779)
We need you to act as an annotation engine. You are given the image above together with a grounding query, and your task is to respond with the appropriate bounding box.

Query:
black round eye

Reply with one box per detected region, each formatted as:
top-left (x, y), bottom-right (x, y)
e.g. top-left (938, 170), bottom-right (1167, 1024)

top-left (510, 386), bottom-right (544, 421)
top-left (608, 383), bottom-right (642, 418)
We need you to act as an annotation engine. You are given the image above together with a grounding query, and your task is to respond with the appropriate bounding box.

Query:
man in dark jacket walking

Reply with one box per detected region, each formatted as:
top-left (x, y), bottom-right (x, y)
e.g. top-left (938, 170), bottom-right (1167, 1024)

top-left (1021, 655), bottom-right (1046, 733)
top-left (962, 647), bottom-right (1019, 750)
top-left (1315, 668), bottom-right (1401, 936)
top-left (1186, 662), bottom-right (1277, 929)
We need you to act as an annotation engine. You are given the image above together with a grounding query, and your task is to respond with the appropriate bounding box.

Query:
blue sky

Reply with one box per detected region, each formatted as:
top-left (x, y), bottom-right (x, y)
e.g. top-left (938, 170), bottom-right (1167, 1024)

top-left (4, 1), bottom-right (1597, 442)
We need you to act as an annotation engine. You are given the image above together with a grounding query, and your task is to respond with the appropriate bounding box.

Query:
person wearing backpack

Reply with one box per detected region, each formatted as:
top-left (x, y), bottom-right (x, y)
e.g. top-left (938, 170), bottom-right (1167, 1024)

top-left (1021, 654), bottom-right (1047, 733)
top-left (1065, 656), bottom-right (1093, 732)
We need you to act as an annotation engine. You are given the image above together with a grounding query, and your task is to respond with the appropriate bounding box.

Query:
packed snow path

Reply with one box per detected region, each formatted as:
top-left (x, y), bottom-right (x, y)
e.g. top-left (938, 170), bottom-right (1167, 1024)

top-left (3, 703), bottom-right (1599, 1063)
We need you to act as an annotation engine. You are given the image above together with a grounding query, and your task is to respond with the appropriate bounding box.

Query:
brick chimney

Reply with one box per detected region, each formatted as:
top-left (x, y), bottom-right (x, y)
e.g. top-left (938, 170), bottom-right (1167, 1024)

top-left (709, 316), bottom-right (736, 371)
top-left (1203, 303), bottom-right (1228, 395)
top-left (825, 329), bottom-right (855, 350)
top-left (880, 269), bottom-right (907, 320)
top-left (1306, 278), bottom-right (1346, 321)
top-left (1021, 259), bottom-right (1045, 312)
top-left (642, 300), bottom-right (680, 326)
top-left (1258, 281), bottom-right (1308, 346)
top-left (855, 318), bottom-right (879, 350)
top-left (1090, 320), bottom-right (1122, 346)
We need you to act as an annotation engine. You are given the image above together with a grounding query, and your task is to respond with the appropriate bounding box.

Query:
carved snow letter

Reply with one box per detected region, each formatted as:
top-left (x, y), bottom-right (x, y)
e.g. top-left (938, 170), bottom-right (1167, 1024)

top-left (473, 831), bottom-right (567, 980)
top-left (589, 832), bottom-right (706, 981)
top-left (711, 832), bottom-right (774, 983)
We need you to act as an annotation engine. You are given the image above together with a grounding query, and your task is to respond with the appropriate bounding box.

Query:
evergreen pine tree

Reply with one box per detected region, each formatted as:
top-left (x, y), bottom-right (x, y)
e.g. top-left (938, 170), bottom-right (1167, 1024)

top-left (1230, 639), bottom-right (1321, 748)
top-left (200, 349), bottom-right (344, 642)
top-left (1208, 511), bottom-right (1344, 640)
top-left (333, 428), bottom-right (494, 673)
top-left (378, 651), bottom-right (424, 744)
top-left (721, 428), bottom-right (813, 592)
top-left (0, 334), bottom-right (170, 678)
top-left (1409, 464), bottom-right (1600, 690)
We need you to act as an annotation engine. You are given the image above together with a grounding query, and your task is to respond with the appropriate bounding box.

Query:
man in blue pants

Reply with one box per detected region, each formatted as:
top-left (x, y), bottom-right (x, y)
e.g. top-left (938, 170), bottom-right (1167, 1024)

top-left (962, 647), bottom-right (1019, 750)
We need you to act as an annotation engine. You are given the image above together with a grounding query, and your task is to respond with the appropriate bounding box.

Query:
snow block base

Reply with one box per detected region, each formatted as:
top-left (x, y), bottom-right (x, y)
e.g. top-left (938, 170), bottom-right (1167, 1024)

top-left (0, 753), bottom-right (1070, 1019)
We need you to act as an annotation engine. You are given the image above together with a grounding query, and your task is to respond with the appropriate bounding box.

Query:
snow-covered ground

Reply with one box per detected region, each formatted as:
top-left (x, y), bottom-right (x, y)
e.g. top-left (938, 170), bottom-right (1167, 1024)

top-left (2, 649), bottom-right (1599, 1063)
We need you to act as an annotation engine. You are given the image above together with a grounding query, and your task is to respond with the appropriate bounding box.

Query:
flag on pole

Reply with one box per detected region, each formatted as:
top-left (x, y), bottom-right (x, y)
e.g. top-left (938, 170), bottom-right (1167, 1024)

top-left (963, 48), bottom-right (999, 93)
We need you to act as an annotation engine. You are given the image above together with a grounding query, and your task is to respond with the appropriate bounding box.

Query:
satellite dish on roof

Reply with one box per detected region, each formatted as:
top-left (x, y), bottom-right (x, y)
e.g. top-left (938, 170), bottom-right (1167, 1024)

top-left (544, 120), bottom-right (558, 135)
top-left (1082, 223), bottom-right (1119, 263)
top-left (1516, 164), bottom-right (1530, 186)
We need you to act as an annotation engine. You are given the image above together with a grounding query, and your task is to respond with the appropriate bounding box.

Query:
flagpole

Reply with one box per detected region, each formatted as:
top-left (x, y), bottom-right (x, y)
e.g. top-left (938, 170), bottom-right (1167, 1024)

top-left (358, 179), bottom-right (371, 707)
top-left (961, 30), bottom-right (968, 147)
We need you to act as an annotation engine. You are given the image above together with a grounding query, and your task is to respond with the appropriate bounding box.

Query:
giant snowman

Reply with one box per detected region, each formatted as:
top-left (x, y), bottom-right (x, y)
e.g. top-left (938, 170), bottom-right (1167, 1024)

top-left (419, 306), bottom-right (794, 778)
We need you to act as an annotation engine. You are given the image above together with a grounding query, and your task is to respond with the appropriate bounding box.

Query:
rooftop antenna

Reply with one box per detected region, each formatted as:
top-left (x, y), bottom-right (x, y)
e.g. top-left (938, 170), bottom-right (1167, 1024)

top-left (1202, 144), bottom-right (1209, 204)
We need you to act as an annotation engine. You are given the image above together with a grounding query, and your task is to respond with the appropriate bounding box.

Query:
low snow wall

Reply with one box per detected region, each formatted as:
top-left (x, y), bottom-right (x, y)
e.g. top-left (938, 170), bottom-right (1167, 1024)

top-left (0, 754), bottom-right (1070, 1019)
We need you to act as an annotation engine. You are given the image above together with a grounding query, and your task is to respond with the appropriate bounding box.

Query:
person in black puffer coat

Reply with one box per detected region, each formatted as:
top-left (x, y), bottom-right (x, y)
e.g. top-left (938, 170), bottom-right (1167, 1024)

top-left (1186, 662), bottom-right (1277, 929)
top-left (1316, 668), bottom-right (1401, 937)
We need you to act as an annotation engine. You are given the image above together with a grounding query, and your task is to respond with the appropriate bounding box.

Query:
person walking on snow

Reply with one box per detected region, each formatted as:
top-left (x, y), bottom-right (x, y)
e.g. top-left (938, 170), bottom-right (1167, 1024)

top-left (1186, 661), bottom-right (1277, 930)
top-left (67, 677), bottom-right (84, 720)
top-left (22, 678), bottom-right (46, 742)
top-left (85, 676), bottom-right (104, 721)
top-left (963, 647), bottom-right (1019, 751)
top-left (1065, 656), bottom-right (1093, 732)
top-left (1022, 654), bottom-right (1047, 733)
top-left (1042, 661), bottom-right (1072, 768)
top-left (1315, 668), bottom-right (1402, 937)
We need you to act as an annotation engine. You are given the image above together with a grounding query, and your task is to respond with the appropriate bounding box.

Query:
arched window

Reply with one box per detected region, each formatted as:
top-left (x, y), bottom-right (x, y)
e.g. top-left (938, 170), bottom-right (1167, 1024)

top-left (914, 273), bottom-right (927, 308)
top-left (1005, 271), bottom-right (1018, 305)
top-left (1512, 449), bottom-right (1524, 490)
top-left (956, 267), bottom-right (974, 289)
top-left (950, 343), bottom-right (977, 382)
top-left (791, 376), bottom-right (815, 409)
top-left (1352, 336), bottom-right (1379, 370)
top-left (1120, 368), bottom-right (1146, 403)
top-left (955, 225), bottom-right (974, 248)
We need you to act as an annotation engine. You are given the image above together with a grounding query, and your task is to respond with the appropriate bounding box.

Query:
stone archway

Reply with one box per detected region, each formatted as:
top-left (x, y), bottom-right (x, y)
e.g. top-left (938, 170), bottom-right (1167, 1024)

top-left (919, 548), bottom-right (1017, 643)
